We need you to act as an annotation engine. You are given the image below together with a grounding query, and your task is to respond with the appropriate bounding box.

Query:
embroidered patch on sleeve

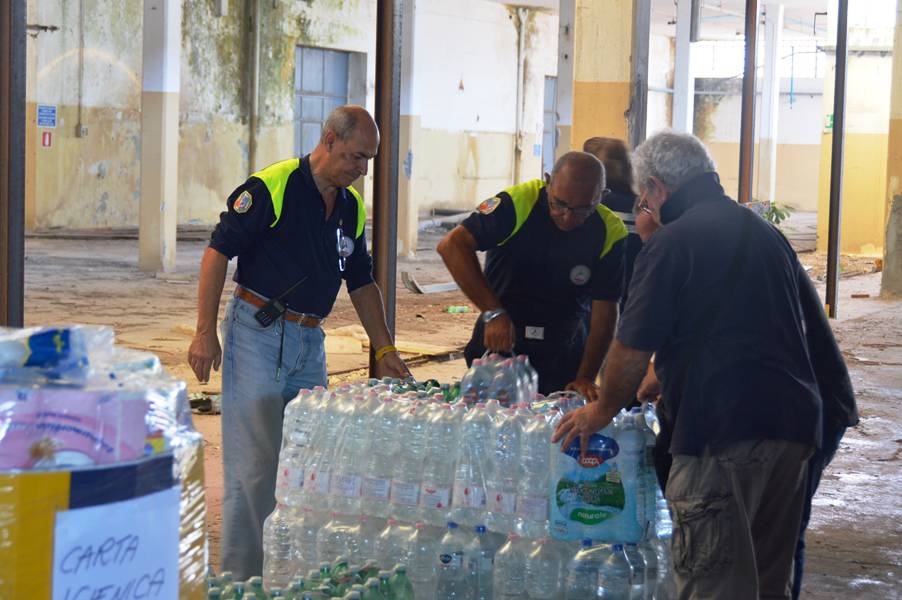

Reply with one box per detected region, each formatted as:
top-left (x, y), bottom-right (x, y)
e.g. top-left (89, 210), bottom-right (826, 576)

top-left (477, 196), bottom-right (501, 215)
top-left (233, 190), bottom-right (253, 213)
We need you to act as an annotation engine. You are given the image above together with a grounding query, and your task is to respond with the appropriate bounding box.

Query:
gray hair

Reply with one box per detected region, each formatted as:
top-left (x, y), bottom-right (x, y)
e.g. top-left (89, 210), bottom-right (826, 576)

top-left (633, 130), bottom-right (716, 192)
top-left (321, 105), bottom-right (364, 142)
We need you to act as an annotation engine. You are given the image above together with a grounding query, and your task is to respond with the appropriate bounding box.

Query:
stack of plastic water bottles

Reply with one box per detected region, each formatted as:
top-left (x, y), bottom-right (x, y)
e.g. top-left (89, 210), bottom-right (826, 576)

top-left (256, 357), bottom-right (675, 599)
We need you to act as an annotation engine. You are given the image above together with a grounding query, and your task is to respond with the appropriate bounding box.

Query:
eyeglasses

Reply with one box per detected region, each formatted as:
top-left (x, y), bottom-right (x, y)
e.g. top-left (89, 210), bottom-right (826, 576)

top-left (635, 197), bottom-right (654, 216)
top-left (334, 228), bottom-right (346, 272)
top-left (548, 192), bottom-right (609, 219)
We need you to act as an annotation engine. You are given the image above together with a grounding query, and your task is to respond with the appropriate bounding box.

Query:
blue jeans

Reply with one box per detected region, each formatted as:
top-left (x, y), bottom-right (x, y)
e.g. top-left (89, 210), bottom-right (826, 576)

top-left (792, 426), bottom-right (846, 599)
top-left (219, 296), bottom-right (327, 579)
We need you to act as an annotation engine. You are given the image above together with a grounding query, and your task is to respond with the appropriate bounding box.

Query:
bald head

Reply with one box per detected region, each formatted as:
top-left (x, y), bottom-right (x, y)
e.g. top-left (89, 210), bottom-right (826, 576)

top-left (321, 105), bottom-right (379, 144)
top-left (551, 151), bottom-right (606, 199)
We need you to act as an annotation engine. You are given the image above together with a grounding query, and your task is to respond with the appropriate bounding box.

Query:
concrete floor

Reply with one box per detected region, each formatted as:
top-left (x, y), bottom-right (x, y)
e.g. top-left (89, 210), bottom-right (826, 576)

top-left (20, 231), bottom-right (902, 598)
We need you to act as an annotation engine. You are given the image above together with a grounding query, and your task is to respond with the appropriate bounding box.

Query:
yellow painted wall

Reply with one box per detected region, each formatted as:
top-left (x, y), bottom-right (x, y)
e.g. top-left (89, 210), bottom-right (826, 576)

top-left (817, 132), bottom-right (889, 256)
top-left (572, 81), bottom-right (631, 148)
top-left (706, 141), bottom-right (822, 211)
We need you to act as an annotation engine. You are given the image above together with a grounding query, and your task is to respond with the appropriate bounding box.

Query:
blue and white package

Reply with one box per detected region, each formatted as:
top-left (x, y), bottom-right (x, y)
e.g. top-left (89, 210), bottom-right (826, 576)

top-left (550, 422), bottom-right (645, 543)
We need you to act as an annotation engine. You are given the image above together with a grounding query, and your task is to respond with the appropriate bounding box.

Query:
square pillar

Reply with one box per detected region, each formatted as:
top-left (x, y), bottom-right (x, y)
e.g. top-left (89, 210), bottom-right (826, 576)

top-left (139, 0), bottom-right (180, 273)
top-left (758, 3), bottom-right (784, 203)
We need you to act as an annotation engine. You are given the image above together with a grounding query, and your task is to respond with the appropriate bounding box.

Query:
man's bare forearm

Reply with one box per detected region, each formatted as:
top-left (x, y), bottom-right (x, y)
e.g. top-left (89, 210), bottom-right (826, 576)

top-left (195, 247), bottom-right (229, 334)
top-left (349, 282), bottom-right (394, 349)
top-left (437, 226), bottom-right (503, 312)
top-left (597, 340), bottom-right (654, 420)
top-left (577, 300), bottom-right (618, 381)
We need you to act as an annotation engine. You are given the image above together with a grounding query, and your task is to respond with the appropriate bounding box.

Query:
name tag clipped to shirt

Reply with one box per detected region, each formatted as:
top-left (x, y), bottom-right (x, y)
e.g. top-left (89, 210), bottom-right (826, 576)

top-left (525, 326), bottom-right (545, 341)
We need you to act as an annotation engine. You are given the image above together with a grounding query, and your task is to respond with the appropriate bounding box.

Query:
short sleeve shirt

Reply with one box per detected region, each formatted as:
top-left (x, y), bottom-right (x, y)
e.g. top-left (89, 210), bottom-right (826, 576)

top-left (461, 182), bottom-right (626, 329)
top-left (209, 156), bottom-right (373, 316)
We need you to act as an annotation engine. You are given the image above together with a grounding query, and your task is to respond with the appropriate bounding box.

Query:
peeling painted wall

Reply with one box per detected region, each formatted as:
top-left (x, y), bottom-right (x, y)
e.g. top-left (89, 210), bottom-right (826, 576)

top-left (26, 0), bottom-right (378, 230)
top-left (27, 0), bottom-right (560, 231)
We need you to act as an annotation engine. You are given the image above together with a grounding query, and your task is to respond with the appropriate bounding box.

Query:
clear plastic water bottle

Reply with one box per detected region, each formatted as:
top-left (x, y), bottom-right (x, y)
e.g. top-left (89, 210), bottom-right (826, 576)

top-left (435, 522), bottom-right (470, 599)
top-left (419, 404), bottom-right (460, 526)
top-left (390, 565), bottom-right (416, 600)
top-left (330, 396), bottom-right (372, 516)
top-left (262, 504), bottom-right (295, 589)
top-left (486, 408), bottom-right (522, 534)
top-left (391, 406), bottom-right (427, 522)
top-left (460, 359), bottom-right (494, 405)
top-left (465, 525), bottom-right (495, 600)
top-left (374, 518), bottom-right (411, 571)
top-left (350, 514), bottom-right (383, 565)
top-left (632, 406), bottom-right (658, 535)
top-left (316, 512), bottom-right (354, 565)
top-left (407, 521), bottom-right (438, 599)
top-left (515, 354), bottom-right (539, 402)
top-left (517, 413), bottom-right (551, 540)
top-left (361, 397), bottom-right (398, 518)
top-left (637, 539), bottom-right (658, 600)
top-left (451, 404), bottom-right (492, 528)
top-left (525, 537), bottom-right (562, 599)
top-left (494, 533), bottom-right (528, 599)
top-left (598, 544), bottom-right (631, 599)
top-left (624, 542), bottom-right (647, 599)
top-left (652, 537), bottom-right (677, 600)
top-left (291, 507), bottom-right (322, 581)
top-left (564, 539), bottom-right (605, 600)
top-left (486, 359), bottom-right (520, 407)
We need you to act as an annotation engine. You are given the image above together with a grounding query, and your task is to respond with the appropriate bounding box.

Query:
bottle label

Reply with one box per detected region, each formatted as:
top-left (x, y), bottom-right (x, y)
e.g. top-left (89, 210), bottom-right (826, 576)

top-left (390, 480), bottom-right (420, 506)
top-left (486, 489), bottom-right (517, 514)
top-left (309, 469), bottom-right (331, 495)
top-left (439, 550), bottom-right (464, 569)
top-left (467, 554), bottom-right (494, 574)
top-left (452, 482), bottom-right (486, 508)
top-left (516, 494), bottom-right (548, 521)
top-left (279, 466), bottom-right (305, 489)
top-left (331, 473), bottom-right (362, 498)
top-left (362, 477), bottom-right (391, 500)
top-left (419, 484), bottom-right (452, 510)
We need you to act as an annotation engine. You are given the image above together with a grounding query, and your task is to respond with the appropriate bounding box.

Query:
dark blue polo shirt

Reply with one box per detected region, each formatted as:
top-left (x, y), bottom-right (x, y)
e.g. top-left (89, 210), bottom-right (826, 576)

top-left (209, 156), bottom-right (374, 317)
top-left (617, 172), bottom-right (822, 455)
top-left (462, 184), bottom-right (626, 330)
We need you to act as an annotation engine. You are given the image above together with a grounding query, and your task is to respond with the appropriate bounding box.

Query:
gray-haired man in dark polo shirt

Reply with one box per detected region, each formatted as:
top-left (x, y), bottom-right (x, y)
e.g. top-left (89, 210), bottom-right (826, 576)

top-left (554, 130), bottom-right (821, 599)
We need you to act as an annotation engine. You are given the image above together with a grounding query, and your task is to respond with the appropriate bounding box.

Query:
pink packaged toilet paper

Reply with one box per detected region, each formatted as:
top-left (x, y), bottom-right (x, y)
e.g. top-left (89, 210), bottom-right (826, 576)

top-left (0, 387), bottom-right (148, 470)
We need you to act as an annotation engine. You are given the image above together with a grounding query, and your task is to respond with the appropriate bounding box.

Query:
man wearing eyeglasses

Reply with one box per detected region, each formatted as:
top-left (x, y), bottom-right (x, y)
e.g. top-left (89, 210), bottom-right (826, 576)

top-left (187, 105), bottom-right (409, 579)
top-left (437, 151), bottom-right (627, 399)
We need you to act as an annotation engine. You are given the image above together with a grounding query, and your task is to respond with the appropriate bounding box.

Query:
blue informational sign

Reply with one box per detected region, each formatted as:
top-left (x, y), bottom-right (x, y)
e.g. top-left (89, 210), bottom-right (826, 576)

top-left (37, 104), bottom-right (57, 128)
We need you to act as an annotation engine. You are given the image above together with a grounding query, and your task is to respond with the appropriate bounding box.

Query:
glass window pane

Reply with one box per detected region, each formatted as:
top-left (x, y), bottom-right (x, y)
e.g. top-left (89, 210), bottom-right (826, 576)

top-left (323, 51), bottom-right (349, 97)
top-left (324, 96), bottom-right (344, 116)
top-left (543, 111), bottom-right (555, 131)
top-left (544, 77), bottom-right (556, 111)
top-left (301, 48), bottom-right (324, 93)
top-left (301, 96), bottom-right (324, 121)
top-left (302, 123), bottom-right (322, 155)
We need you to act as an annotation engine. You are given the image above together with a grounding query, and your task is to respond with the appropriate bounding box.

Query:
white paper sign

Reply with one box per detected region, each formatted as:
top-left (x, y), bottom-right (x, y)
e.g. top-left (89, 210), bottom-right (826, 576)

top-left (52, 486), bottom-right (181, 600)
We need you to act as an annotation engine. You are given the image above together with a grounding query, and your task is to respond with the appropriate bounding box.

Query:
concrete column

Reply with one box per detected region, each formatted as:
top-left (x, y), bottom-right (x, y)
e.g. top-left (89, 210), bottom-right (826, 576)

top-left (138, 0), bottom-right (180, 273)
top-left (881, 0), bottom-right (902, 295)
top-left (556, 0), bottom-right (636, 154)
top-left (397, 0), bottom-right (418, 258)
top-left (672, 0), bottom-right (695, 133)
top-left (758, 3), bottom-right (784, 203)
top-left (554, 0), bottom-right (576, 159)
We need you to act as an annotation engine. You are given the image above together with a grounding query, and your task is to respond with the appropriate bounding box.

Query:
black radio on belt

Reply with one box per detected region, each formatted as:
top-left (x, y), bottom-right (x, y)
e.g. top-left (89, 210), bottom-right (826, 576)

top-left (253, 275), bottom-right (309, 327)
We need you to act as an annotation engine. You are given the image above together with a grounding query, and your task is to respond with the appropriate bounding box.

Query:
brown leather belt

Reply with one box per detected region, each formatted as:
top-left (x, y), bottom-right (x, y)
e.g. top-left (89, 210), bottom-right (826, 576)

top-left (234, 286), bottom-right (323, 328)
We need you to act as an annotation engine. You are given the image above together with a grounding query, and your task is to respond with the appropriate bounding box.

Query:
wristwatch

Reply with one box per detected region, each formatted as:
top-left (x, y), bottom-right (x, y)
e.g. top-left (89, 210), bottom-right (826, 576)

top-left (481, 308), bottom-right (507, 324)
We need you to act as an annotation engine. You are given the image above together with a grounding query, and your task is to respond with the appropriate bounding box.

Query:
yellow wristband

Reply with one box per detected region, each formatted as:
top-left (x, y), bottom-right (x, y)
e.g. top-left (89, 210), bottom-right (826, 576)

top-left (375, 345), bottom-right (397, 361)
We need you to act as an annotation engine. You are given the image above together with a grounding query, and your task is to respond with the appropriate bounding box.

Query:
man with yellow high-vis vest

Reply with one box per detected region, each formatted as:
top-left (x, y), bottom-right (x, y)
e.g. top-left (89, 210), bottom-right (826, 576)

top-left (187, 105), bottom-right (409, 579)
top-left (438, 152), bottom-right (627, 400)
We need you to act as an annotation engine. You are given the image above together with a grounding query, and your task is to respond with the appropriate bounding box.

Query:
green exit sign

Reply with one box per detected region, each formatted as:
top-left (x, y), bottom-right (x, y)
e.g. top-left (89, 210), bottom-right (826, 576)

top-left (824, 114), bottom-right (834, 132)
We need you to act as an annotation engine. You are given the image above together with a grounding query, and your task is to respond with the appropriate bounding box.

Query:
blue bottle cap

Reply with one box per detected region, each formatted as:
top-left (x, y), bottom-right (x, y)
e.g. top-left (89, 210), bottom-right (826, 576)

top-left (447, 521), bottom-right (458, 529)
top-left (475, 525), bottom-right (486, 534)
top-left (613, 543), bottom-right (624, 551)
top-left (581, 539), bottom-right (593, 547)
